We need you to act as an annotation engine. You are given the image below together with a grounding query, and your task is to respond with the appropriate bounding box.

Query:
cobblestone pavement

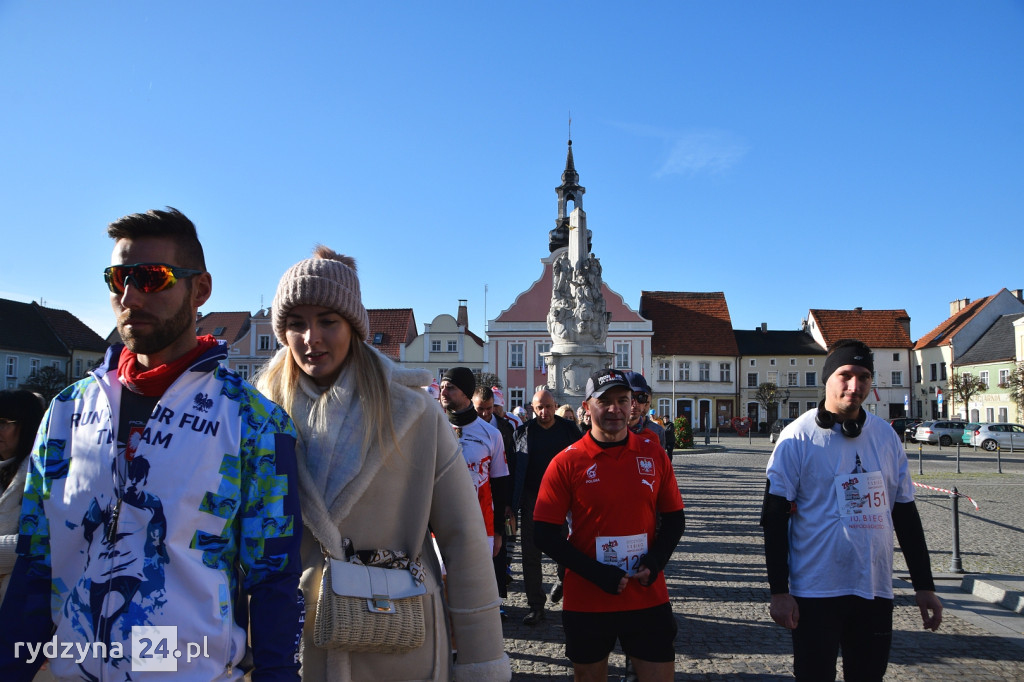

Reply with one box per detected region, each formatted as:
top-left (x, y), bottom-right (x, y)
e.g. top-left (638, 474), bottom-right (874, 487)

top-left (500, 434), bottom-right (1024, 680)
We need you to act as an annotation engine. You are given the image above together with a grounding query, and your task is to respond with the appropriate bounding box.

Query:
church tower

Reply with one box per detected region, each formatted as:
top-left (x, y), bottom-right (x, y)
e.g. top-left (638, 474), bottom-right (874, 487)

top-left (548, 140), bottom-right (589, 252)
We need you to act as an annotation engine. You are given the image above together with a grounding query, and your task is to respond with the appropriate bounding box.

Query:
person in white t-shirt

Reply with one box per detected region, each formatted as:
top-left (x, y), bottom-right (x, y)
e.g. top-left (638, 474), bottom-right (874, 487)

top-left (440, 368), bottom-right (510, 556)
top-left (762, 339), bottom-right (942, 681)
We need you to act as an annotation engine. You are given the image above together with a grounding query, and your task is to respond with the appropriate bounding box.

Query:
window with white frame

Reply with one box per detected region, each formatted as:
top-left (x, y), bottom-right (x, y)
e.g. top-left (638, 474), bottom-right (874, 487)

top-left (893, 352), bottom-right (900, 361)
top-left (806, 401), bottom-right (817, 413)
top-left (749, 358), bottom-right (756, 367)
top-left (770, 358), bottom-right (776, 366)
top-left (509, 388), bottom-right (525, 410)
top-left (768, 370), bottom-right (778, 385)
top-left (431, 340), bottom-right (441, 352)
top-left (51, 360), bottom-right (60, 369)
top-left (979, 371), bottom-right (989, 388)
top-left (74, 359), bottom-right (82, 377)
top-left (999, 369), bottom-right (1010, 386)
top-left (941, 363), bottom-right (947, 380)
top-left (930, 364), bottom-right (938, 381)
top-left (447, 340), bottom-right (458, 353)
top-left (962, 371), bottom-right (972, 382)
top-left (5, 357), bottom-right (16, 378)
top-left (536, 342), bottom-right (551, 368)
top-left (790, 358), bottom-right (796, 366)
top-left (747, 372), bottom-right (758, 388)
top-left (237, 364), bottom-right (249, 380)
top-left (789, 402), bottom-right (800, 418)
top-left (657, 398), bottom-right (670, 417)
top-left (508, 343), bottom-right (525, 368)
top-left (719, 362), bottom-right (731, 382)
top-left (787, 372), bottom-right (799, 386)
top-left (999, 407), bottom-right (1008, 422)
top-left (891, 371), bottom-right (903, 386)
top-left (679, 361), bottom-right (690, 381)
top-left (805, 372), bottom-right (816, 387)
top-left (614, 342), bottom-right (631, 369)
top-left (658, 361), bottom-right (670, 382)
top-left (986, 407), bottom-right (994, 422)
top-left (699, 362), bottom-right (710, 381)
top-left (808, 358), bottom-right (814, 365)
top-left (30, 358), bottom-right (40, 375)
top-left (259, 335), bottom-right (271, 351)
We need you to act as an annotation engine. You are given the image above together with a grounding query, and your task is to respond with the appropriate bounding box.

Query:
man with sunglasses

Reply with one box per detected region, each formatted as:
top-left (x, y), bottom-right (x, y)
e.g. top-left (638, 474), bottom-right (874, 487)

top-left (0, 208), bottom-right (304, 681)
top-left (624, 372), bottom-right (667, 452)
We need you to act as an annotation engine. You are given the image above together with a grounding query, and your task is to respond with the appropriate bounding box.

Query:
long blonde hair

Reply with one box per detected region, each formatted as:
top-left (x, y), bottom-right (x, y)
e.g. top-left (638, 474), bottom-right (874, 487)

top-left (256, 337), bottom-right (398, 458)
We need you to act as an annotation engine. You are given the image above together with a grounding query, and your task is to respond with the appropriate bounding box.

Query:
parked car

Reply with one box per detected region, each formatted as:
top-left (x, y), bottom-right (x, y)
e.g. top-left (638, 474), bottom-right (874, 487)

top-left (769, 418), bottom-right (796, 444)
top-left (969, 423), bottom-right (1024, 451)
top-left (912, 420), bottom-right (968, 446)
top-left (889, 417), bottom-right (922, 442)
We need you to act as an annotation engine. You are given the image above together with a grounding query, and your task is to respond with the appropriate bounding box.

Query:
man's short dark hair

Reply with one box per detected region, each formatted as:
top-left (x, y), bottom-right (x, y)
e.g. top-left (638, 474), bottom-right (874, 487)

top-left (473, 386), bottom-right (494, 402)
top-left (107, 206), bottom-right (206, 271)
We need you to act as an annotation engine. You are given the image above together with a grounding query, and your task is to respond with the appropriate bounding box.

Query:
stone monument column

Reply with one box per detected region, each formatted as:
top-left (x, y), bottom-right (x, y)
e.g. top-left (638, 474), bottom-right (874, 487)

top-left (543, 205), bottom-right (613, 408)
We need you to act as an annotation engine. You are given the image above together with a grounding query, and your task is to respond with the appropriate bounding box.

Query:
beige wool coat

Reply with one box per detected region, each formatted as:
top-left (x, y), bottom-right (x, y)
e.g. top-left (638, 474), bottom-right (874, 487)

top-left (0, 456), bottom-right (30, 603)
top-left (291, 351), bottom-right (510, 682)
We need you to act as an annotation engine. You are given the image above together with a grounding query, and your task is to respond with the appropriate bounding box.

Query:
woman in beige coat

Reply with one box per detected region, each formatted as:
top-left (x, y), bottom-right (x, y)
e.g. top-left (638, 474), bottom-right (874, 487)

top-left (257, 246), bottom-right (509, 681)
top-left (0, 390), bottom-right (46, 603)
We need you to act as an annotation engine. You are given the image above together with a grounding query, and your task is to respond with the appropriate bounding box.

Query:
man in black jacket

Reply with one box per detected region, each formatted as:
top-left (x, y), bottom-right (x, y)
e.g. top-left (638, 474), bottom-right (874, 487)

top-left (511, 387), bottom-right (582, 625)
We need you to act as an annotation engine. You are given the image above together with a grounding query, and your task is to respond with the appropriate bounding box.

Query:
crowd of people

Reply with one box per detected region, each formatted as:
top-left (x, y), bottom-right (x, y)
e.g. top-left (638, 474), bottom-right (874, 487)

top-left (0, 206), bottom-right (942, 682)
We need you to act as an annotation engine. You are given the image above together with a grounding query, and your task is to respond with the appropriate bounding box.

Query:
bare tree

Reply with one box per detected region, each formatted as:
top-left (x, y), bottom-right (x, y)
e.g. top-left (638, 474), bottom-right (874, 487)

top-left (21, 366), bottom-right (71, 403)
top-left (948, 371), bottom-right (988, 420)
top-left (1005, 362), bottom-right (1024, 422)
top-left (754, 382), bottom-right (782, 424)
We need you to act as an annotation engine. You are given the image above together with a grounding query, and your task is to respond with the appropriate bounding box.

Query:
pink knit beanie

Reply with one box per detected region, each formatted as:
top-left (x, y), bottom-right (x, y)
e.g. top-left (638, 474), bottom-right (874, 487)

top-left (272, 245), bottom-right (370, 343)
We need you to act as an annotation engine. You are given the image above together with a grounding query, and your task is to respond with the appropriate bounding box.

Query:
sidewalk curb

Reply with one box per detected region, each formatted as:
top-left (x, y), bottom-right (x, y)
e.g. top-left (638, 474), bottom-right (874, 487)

top-left (962, 575), bottom-right (1024, 615)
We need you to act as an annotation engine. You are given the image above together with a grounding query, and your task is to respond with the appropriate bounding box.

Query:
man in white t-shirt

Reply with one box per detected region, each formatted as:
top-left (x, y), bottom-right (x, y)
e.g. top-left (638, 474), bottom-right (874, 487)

top-left (440, 367), bottom-right (510, 556)
top-left (762, 339), bottom-right (942, 681)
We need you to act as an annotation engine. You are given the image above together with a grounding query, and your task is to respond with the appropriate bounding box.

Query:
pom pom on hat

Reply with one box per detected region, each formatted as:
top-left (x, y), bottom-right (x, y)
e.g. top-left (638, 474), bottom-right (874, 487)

top-left (272, 245), bottom-right (370, 344)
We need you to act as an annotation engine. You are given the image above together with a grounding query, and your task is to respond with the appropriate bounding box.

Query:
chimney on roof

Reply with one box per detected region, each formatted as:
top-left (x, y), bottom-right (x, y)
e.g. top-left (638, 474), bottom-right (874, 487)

top-left (1011, 289), bottom-right (1023, 302)
top-left (949, 298), bottom-right (971, 316)
top-left (854, 307), bottom-right (863, 312)
top-left (456, 299), bottom-right (469, 328)
top-left (760, 322), bottom-right (767, 333)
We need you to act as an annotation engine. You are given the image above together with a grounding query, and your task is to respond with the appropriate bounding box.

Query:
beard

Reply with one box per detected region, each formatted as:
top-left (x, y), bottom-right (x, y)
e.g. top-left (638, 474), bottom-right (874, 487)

top-left (117, 295), bottom-right (195, 356)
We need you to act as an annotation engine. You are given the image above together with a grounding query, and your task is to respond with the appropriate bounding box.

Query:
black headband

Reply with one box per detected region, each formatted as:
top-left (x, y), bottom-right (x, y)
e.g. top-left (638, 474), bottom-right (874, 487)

top-left (822, 341), bottom-right (874, 382)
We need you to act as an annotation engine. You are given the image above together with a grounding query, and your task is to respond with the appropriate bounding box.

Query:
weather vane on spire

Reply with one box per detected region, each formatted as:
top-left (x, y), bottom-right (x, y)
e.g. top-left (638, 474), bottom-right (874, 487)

top-left (568, 110), bottom-right (572, 144)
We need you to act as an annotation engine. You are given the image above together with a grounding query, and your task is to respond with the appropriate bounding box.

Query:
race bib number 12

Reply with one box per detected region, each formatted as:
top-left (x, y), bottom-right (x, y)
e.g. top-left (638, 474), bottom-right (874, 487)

top-left (595, 533), bottom-right (648, 576)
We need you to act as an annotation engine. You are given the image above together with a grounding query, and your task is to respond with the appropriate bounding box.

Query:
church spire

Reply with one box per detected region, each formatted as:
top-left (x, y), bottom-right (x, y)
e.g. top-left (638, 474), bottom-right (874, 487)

top-left (549, 138), bottom-right (587, 253)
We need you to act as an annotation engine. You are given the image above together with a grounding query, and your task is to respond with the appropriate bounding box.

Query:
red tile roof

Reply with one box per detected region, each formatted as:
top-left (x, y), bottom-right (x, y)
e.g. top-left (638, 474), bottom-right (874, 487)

top-left (640, 291), bottom-right (738, 356)
top-left (912, 296), bottom-right (992, 350)
top-left (34, 303), bottom-right (108, 353)
top-left (808, 309), bottom-right (912, 349)
top-left (367, 308), bottom-right (418, 360)
top-left (195, 312), bottom-right (252, 345)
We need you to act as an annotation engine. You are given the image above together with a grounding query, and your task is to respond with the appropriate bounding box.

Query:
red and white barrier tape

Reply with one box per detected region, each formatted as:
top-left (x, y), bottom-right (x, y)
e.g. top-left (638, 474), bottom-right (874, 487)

top-left (912, 482), bottom-right (980, 510)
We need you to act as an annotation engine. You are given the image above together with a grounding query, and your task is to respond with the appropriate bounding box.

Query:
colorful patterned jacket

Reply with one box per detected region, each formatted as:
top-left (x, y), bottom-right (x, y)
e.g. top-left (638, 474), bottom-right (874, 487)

top-left (0, 342), bottom-right (303, 681)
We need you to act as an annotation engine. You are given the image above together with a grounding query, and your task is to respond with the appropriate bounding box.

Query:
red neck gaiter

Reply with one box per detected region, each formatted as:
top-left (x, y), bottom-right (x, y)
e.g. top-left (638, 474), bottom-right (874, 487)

top-left (117, 335), bottom-right (219, 397)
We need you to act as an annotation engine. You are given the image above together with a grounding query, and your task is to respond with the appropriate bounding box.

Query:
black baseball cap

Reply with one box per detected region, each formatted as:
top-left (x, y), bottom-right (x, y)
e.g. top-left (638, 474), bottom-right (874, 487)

top-left (585, 369), bottom-right (632, 400)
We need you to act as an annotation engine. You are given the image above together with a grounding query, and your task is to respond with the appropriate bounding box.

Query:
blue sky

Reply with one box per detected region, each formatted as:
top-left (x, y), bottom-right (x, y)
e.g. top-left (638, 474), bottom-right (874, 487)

top-left (2, 2), bottom-right (1022, 345)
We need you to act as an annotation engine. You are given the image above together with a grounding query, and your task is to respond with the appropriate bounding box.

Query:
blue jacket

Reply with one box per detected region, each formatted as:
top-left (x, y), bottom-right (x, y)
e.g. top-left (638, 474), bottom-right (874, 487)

top-left (0, 343), bottom-right (303, 681)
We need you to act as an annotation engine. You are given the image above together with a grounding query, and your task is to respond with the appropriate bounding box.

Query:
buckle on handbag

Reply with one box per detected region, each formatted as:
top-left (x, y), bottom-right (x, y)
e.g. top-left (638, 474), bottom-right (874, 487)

top-left (370, 595), bottom-right (396, 613)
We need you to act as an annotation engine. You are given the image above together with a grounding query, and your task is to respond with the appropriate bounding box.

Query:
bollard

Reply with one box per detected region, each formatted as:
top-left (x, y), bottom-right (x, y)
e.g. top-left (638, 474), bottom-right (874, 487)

top-left (956, 442), bottom-right (961, 474)
top-left (918, 443), bottom-right (923, 475)
top-left (997, 445), bottom-right (1002, 474)
top-left (716, 427), bottom-right (720, 444)
top-left (704, 429), bottom-right (710, 446)
top-left (949, 487), bottom-right (963, 573)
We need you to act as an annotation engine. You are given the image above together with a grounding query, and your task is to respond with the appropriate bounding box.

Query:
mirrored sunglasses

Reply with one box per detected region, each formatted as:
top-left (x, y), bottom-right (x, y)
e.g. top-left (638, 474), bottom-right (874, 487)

top-left (104, 263), bottom-right (203, 294)
top-left (634, 392), bottom-right (650, 404)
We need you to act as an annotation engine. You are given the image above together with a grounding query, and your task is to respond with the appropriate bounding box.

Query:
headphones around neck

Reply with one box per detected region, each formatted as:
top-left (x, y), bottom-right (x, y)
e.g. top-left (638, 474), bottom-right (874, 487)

top-left (814, 399), bottom-right (866, 438)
